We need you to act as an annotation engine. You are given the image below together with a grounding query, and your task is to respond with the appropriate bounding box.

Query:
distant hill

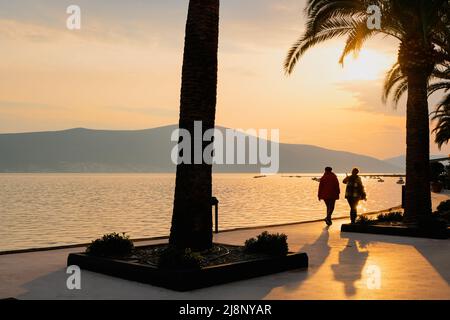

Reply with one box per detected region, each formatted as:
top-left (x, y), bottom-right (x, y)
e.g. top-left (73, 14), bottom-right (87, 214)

top-left (0, 125), bottom-right (402, 173)
top-left (384, 154), bottom-right (448, 169)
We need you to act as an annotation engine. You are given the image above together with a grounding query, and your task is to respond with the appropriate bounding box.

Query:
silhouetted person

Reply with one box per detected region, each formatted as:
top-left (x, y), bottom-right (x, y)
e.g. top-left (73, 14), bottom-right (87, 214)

top-left (343, 168), bottom-right (367, 224)
top-left (318, 167), bottom-right (340, 226)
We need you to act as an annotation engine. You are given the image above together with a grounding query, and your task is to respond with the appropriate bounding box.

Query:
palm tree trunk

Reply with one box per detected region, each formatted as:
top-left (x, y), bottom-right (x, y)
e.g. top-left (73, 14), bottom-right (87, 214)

top-left (169, 0), bottom-right (220, 250)
top-left (404, 72), bottom-right (432, 221)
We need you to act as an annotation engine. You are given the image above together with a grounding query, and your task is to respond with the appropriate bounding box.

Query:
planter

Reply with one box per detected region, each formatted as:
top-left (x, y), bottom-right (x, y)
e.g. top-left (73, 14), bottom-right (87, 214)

top-left (431, 181), bottom-right (444, 193)
top-left (67, 245), bottom-right (308, 291)
top-left (341, 223), bottom-right (449, 239)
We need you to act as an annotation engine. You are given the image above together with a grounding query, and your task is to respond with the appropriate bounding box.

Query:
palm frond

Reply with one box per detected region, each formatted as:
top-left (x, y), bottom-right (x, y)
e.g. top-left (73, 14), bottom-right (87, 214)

top-left (285, 16), bottom-right (364, 74)
top-left (392, 80), bottom-right (408, 108)
top-left (382, 63), bottom-right (405, 105)
top-left (428, 81), bottom-right (450, 96)
top-left (431, 98), bottom-right (450, 149)
top-left (339, 20), bottom-right (376, 65)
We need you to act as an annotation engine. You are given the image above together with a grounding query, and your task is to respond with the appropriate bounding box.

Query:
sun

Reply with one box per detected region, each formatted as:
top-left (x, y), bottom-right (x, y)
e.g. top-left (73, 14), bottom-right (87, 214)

top-left (340, 49), bottom-right (395, 81)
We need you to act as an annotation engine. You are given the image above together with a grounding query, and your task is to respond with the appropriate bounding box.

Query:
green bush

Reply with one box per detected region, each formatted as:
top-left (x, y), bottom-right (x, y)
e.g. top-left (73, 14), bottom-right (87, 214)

top-left (244, 231), bottom-right (288, 256)
top-left (356, 215), bottom-right (375, 225)
top-left (377, 211), bottom-right (404, 223)
top-left (158, 247), bottom-right (204, 270)
top-left (86, 233), bottom-right (134, 257)
top-left (437, 200), bottom-right (450, 213)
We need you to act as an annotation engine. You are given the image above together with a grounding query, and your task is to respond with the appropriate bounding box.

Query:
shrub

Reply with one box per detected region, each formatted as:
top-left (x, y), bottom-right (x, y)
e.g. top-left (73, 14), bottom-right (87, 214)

top-left (435, 210), bottom-right (450, 223)
top-left (377, 211), bottom-right (404, 223)
top-left (158, 247), bottom-right (204, 270)
top-left (437, 200), bottom-right (450, 213)
top-left (430, 162), bottom-right (445, 182)
top-left (356, 215), bottom-right (375, 225)
top-left (244, 231), bottom-right (288, 256)
top-left (86, 233), bottom-right (134, 257)
top-left (417, 215), bottom-right (448, 233)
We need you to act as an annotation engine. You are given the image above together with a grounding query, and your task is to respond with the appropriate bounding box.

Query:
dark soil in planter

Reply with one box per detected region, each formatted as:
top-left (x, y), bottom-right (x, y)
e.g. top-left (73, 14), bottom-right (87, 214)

top-left (130, 244), bottom-right (278, 268)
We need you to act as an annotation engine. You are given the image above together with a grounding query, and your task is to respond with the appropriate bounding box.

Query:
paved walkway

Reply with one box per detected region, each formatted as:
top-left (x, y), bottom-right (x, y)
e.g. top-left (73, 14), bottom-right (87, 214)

top-left (1, 205), bottom-right (449, 299)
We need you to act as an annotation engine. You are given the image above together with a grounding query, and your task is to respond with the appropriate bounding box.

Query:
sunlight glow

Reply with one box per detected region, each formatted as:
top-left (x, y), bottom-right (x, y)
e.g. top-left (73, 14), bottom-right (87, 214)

top-left (340, 49), bottom-right (394, 81)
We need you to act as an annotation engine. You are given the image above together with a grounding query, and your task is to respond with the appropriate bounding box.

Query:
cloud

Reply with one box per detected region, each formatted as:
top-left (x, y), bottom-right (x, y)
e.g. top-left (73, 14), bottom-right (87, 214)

top-left (0, 100), bottom-right (61, 110)
top-left (335, 80), bottom-right (406, 116)
top-left (104, 105), bottom-right (176, 118)
top-left (0, 17), bottom-right (163, 48)
top-left (0, 0), bottom-right (188, 48)
top-left (219, 0), bottom-right (307, 53)
top-left (0, 19), bottom-right (61, 42)
top-left (0, 0), bottom-right (307, 54)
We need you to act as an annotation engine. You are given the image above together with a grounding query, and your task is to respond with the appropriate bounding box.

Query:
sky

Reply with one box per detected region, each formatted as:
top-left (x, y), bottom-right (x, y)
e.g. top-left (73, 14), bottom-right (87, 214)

top-left (0, 0), bottom-right (448, 159)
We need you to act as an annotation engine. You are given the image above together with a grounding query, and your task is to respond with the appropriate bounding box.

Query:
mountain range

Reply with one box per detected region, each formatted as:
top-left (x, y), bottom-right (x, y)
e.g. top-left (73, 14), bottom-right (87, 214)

top-left (384, 154), bottom-right (448, 169)
top-left (0, 125), bottom-right (403, 173)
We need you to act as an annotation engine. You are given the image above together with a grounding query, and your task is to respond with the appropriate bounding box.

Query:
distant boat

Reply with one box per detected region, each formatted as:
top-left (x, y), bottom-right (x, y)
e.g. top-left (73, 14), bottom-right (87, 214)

top-left (378, 178), bottom-right (385, 183)
top-left (312, 177), bottom-right (320, 182)
top-left (253, 175), bottom-right (266, 179)
top-left (397, 177), bottom-right (405, 185)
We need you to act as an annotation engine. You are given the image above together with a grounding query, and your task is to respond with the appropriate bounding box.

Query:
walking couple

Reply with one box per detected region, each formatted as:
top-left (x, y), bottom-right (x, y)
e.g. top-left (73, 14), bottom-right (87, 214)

top-left (318, 167), bottom-right (367, 226)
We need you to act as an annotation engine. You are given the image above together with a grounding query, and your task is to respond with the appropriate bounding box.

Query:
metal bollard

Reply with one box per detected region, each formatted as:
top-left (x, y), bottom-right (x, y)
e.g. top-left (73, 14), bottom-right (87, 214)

top-left (211, 197), bottom-right (219, 234)
top-left (401, 185), bottom-right (405, 209)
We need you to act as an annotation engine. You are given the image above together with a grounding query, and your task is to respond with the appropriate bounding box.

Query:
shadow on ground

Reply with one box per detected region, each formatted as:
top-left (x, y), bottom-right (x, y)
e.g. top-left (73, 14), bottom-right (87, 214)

top-left (331, 238), bottom-right (369, 297)
top-left (341, 231), bottom-right (450, 285)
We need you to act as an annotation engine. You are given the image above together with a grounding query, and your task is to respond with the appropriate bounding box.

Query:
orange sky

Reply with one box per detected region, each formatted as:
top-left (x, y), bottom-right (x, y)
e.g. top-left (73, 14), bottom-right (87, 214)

top-left (0, 0), bottom-right (448, 159)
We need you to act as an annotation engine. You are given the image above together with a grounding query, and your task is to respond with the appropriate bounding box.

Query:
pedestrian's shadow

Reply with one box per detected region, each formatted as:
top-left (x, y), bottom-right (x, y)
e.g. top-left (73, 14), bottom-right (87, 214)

top-left (281, 226), bottom-right (332, 292)
top-left (199, 227), bottom-right (333, 298)
top-left (331, 237), bottom-right (369, 297)
top-left (340, 232), bottom-right (450, 285)
top-left (300, 227), bottom-right (331, 273)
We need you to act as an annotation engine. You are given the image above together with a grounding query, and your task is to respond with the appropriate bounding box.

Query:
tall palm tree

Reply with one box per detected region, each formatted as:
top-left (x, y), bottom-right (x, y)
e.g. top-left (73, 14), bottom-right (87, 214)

top-left (169, 0), bottom-right (220, 250)
top-left (285, 0), bottom-right (449, 221)
top-left (384, 64), bottom-right (450, 149)
top-left (383, 23), bottom-right (450, 149)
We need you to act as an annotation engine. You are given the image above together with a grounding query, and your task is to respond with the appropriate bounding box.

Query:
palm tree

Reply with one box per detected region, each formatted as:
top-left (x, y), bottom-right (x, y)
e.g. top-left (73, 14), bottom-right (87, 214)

top-left (383, 27), bottom-right (450, 149)
top-left (384, 64), bottom-right (450, 149)
top-left (285, 0), bottom-right (449, 221)
top-left (169, 0), bottom-right (220, 250)
top-left (432, 97), bottom-right (450, 149)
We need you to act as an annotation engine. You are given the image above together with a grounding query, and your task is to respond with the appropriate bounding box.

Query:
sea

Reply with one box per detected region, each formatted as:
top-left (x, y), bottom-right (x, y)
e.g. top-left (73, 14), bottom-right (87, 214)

top-left (0, 173), bottom-right (403, 251)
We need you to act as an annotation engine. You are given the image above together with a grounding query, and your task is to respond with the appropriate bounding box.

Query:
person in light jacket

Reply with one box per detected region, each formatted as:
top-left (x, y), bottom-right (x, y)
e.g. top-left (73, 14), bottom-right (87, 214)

top-left (343, 168), bottom-right (367, 224)
top-left (318, 167), bottom-right (340, 226)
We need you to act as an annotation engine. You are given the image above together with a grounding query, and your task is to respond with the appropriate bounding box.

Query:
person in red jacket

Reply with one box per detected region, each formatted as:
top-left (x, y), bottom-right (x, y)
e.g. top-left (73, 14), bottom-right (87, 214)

top-left (318, 167), bottom-right (341, 226)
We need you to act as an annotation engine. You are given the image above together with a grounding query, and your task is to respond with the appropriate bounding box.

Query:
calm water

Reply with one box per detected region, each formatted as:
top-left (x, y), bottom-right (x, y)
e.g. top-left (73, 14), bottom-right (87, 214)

top-left (0, 173), bottom-right (403, 251)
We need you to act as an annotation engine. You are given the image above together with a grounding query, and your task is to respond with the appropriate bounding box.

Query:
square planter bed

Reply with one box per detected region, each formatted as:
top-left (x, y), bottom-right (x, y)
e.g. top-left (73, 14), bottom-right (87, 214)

top-left (67, 244), bottom-right (308, 291)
